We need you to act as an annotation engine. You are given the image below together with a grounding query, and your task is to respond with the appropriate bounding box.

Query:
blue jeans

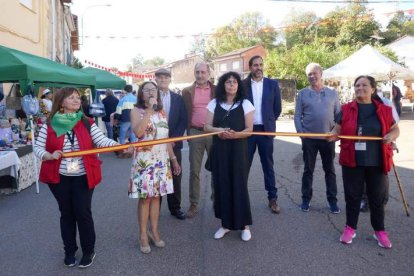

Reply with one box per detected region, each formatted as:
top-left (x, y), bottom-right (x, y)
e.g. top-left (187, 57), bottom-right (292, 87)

top-left (104, 121), bottom-right (113, 139)
top-left (301, 138), bottom-right (337, 203)
top-left (119, 122), bottom-right (136, 144)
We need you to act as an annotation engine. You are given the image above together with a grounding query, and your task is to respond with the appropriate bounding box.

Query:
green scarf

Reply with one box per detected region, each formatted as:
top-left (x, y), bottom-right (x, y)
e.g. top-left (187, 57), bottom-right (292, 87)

top-left (51, 111), bottom-right (83, 137)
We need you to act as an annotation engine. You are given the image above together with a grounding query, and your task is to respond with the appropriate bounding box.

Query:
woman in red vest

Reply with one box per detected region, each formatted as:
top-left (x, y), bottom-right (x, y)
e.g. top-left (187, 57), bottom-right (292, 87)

top-left (329, 76), bottom-right (400, 249)
top-left (34, 87), bottom-right (122, 268)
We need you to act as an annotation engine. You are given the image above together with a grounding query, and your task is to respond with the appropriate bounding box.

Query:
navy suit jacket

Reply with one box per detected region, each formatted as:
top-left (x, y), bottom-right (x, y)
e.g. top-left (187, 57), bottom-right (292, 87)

top-left (167, 92), bottom-right (187, 150)
top-left (243, 77), bottom-right (282, 132)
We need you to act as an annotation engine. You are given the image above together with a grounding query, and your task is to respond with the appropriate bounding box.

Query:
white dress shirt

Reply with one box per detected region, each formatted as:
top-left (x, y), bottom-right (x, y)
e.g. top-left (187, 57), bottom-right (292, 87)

top-left (161, 90), bottom-right (171, 119)
top-left (251, 78), bottom-right (263, 125)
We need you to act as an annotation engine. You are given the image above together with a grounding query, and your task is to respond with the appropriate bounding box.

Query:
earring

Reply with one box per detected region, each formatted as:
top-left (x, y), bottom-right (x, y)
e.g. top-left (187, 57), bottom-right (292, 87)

top-left (59, 107), bottom-right (64, 113)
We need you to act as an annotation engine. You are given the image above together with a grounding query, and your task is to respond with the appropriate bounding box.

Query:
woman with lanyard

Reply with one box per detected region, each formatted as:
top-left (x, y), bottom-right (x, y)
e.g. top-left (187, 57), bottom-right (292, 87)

top-left (34, 87), bottom-right (126, 268)
top-left (328, 76), bottom-right (399, 249)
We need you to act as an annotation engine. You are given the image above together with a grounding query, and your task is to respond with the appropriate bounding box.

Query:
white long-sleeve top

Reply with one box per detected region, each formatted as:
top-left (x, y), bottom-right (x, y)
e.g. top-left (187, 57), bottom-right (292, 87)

top-left (34, 123), bottom-right (118, 176)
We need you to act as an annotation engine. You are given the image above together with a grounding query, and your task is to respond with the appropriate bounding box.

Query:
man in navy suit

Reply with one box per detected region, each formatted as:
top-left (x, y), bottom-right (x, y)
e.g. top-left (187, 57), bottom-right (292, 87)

top-left (155, 68), bottom-right (188, 220)
top-left (243, 55), bottom-right (282, 214)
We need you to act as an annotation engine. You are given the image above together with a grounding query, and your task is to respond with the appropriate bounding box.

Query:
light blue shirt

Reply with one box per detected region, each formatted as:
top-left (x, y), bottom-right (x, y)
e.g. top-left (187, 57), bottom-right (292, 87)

top-left (294, 86), bottom-right (340, 136)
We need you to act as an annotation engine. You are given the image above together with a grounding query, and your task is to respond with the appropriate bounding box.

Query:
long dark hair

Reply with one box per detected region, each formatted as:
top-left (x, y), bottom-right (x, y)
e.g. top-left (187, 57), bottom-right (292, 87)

top-left (215, 71), bottom-right (246, 104)
top-left (136, 81), bottom-right (163, 111)
top-left (47, 87), bottom-right (90, 129)
top-left (354, 75), bottom-right (383, 104)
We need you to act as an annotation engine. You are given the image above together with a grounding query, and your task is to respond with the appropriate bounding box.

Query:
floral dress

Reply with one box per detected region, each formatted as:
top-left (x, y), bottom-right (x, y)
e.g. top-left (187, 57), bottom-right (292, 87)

top-left (129, 111), bottom-right (174, 199)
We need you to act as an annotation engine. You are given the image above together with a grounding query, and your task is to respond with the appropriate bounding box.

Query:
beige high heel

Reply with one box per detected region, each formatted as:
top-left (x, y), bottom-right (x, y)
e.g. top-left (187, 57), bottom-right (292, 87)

top-left (148, 232), bottom-right (165, 248)
top-left (139, 239), bottom-right (151, 254)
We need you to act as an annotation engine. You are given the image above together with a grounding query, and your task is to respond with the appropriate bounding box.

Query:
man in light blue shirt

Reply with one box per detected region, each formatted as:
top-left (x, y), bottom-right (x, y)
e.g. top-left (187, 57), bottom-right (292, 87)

top-left (115, 84), bottom-right (137, 145)
top-left (294, 62), bottom-right (340, 213)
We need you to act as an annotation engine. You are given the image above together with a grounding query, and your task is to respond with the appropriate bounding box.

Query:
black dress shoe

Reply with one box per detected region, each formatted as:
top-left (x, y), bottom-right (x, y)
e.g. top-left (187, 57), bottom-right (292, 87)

top-left (171, 210), bottom-right (186, 220)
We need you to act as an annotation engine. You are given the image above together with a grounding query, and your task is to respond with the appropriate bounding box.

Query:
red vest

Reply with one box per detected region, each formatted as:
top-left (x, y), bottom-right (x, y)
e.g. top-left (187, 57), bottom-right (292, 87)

top-left (39, 118), bottom-right (102, 189)
top-left (339, 99), bottom-right (394, 174)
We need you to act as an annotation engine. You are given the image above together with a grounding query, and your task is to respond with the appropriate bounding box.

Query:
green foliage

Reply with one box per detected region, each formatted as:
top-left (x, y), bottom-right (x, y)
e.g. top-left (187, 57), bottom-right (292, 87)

top-left (266, 43), bottom-right (358, 89)
top-left (281, 10), bottom-right (319, 49)
top-left (381, 11), bottom-right (414, 44)
top-left (143, 57), bottom-right (165, 67)
top-left (70, 56), bottom-right (83, 69)
top-left (132, 54), bottom-right (144, 70)
top-left (333, 3), bottom-right (380, 47)
top-left (202, 12), bottom-right (278, 61)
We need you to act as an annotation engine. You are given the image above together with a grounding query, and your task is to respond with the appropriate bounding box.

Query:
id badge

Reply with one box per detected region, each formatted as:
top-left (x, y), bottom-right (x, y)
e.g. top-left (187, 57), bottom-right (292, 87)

top-left (67, 158), bottom-right (80, 173)
top-left (355, 142), bottom-right (366, 151)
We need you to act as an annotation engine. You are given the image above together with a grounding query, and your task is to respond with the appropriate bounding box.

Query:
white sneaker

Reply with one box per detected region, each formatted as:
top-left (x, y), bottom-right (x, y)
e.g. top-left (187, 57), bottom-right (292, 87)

top-left (214, 227), bottom-right (230, 239)
top-left (241, 229), bottom-right (251, 241)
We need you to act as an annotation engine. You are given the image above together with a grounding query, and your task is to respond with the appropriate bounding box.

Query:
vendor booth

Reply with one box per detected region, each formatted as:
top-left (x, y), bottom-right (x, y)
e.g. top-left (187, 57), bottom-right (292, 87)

top-left (0, 45), bottom-right (96, 194)
top-left (80, 67), bottom-right (126, 90)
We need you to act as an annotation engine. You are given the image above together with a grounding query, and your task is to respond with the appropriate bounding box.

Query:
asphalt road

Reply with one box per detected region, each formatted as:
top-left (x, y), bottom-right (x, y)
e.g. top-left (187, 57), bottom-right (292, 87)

top-left (1, 114), bottom-right (413, 276)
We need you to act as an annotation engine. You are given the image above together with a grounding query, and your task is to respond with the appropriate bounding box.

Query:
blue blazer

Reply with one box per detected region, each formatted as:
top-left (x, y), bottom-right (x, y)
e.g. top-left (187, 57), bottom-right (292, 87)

top-left (167, 92), bottom-right (187, 150)
top-left (243, 77), bottom-right (282, 132)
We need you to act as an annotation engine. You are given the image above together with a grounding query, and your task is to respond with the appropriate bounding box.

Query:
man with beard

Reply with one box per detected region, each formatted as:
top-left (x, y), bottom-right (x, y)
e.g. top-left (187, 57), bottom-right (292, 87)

top-left (243, 56), bottom-right (282, 214)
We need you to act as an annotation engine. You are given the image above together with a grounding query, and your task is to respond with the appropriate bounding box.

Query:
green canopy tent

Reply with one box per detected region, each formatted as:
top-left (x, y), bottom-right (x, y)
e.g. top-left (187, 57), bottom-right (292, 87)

top-left (80, 67), bottom-right (126, 89)
top-left (0, 44), bottom-right (96, 94)
top-left (0, 44), bottom-right (96, 194)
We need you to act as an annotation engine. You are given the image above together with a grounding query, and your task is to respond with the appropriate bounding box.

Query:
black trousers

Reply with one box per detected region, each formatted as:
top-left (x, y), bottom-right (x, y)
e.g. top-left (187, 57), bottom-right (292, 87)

top-left (361, 176), bottom-right (389, 205)
top-left (167, 148), bottom-right (182, 213)
top-left (48, 174), bottom-right (95, 255)
top-left (342, 166), bottom-right (388, 231)
top-left (301, 138), bottom-right (337, 203)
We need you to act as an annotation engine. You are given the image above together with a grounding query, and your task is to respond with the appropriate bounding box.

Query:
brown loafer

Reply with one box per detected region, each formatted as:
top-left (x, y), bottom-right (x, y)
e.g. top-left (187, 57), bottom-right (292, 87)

top-left (268, 199), bottom-right (281, 214)
top-left (186, 204), bottom-right (198, 218)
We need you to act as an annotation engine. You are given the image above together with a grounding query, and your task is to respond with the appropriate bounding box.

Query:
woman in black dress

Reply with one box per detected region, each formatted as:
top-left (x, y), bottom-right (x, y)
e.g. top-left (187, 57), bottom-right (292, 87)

top-left (204, 71), bottom-right (255, 241)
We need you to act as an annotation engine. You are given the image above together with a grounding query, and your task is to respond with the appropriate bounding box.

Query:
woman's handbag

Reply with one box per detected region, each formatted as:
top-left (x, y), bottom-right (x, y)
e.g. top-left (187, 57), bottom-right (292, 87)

top-left (6, 84), bottom-right (22, 110)
top-left (89, 92), bottom-right (106, 117)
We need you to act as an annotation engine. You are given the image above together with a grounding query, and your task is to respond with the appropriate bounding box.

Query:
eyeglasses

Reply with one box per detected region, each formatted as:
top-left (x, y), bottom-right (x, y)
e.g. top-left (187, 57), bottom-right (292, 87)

top-left (142, 88), bottom-right (157, 93)
top-left (225, 80), bottom-right (238, 85)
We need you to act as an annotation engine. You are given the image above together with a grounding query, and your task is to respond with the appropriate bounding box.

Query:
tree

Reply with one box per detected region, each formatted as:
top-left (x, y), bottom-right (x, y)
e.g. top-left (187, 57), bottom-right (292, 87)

top-left (143, 57), bottom-right (165, 67)
top-left (281, 10), bottom-right (319, 49)
top-left (381, 11), bottom-right (414, 44)
top-left (332, 2), bottom-right (380, 47)
top-left (202, 12), bottom-right (277, 60)
top-left (266, 43), bottom-right (358, 89)
top-left (188, 35), bottom-right (207, 57)
top-left (70, 56), bottom-right (83, 69)
top-left (131, 54), bottom-right (144, 70)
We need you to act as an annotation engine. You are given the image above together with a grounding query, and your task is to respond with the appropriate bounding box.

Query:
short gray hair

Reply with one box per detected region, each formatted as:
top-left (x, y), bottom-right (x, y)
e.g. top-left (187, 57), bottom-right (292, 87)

top-left (105, 89), bottom-right (114, 96)
top-left (194, 62), bottom-right (210, 73)
top-left (305, 62), bottom-right (323, 75)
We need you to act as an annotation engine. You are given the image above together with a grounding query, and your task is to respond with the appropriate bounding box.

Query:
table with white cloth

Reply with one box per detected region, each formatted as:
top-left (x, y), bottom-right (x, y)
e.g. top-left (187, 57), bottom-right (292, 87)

top-left (0, 146), bottom-right (39, 194)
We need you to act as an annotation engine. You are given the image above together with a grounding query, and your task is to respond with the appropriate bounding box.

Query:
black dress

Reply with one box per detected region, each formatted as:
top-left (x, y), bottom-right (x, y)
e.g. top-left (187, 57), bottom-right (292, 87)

top-left (211, 101), bottom-right (252, 230)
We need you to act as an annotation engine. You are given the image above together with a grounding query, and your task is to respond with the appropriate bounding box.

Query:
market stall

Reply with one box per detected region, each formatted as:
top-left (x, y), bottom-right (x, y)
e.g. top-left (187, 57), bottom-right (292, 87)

top-left (0, 45), bottom-right (96, 194)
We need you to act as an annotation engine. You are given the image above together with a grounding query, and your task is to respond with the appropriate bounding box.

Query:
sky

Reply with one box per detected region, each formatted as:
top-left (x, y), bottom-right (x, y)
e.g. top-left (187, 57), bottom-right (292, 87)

top-left (70, 0), bottom-right (414, 70)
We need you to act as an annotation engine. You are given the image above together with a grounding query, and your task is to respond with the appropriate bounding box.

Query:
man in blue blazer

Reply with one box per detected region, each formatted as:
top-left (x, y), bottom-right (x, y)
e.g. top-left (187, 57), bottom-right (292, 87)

top-left (155, 68), bottom-right (188, 220)
top-left (243, 55), bottom-right (282, 214)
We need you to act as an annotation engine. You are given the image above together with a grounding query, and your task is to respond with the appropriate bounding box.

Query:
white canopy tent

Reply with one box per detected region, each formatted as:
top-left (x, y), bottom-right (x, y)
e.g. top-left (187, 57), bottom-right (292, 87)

top-left (323, 45), bottom-right (414, 81)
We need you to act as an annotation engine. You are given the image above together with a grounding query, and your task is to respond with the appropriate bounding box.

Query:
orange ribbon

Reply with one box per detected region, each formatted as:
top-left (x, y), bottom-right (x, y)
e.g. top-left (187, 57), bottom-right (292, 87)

top-left (61, 131), bottom-right (382, 158)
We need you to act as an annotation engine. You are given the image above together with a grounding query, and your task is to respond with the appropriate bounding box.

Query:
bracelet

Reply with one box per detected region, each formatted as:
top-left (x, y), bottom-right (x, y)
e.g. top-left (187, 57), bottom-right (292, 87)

top-left (170, 156), bottom-right (177, 160)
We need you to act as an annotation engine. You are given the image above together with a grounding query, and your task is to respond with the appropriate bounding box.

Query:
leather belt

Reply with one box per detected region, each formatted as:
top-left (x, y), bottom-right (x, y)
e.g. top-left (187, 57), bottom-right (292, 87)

top-left (191, 126), bottom-right (204, 131)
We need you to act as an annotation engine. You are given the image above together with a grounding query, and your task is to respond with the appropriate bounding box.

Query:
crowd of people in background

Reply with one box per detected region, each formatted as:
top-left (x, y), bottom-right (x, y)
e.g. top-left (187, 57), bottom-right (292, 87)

top-left (31, 55), bottom-right (402, 269)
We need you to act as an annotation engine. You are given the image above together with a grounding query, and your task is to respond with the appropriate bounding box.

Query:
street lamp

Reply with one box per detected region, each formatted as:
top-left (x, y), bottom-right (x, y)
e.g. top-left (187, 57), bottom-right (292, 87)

top-left (81, 4), bottom-right (112, 45)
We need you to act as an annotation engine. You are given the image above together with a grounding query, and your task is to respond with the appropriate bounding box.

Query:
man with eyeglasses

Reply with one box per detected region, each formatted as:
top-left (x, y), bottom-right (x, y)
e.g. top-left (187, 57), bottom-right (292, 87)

top-left (182, 62), bottom-right (216, 218)
top-left (243, 55), bottom-right (282, 214)
top-left (155, 68), bottom-right (187, 220)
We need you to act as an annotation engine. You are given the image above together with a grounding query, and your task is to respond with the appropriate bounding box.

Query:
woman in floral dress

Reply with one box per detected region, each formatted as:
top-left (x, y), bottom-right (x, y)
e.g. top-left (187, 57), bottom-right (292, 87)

top-left (129, 81), bottom-right (181, 254)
